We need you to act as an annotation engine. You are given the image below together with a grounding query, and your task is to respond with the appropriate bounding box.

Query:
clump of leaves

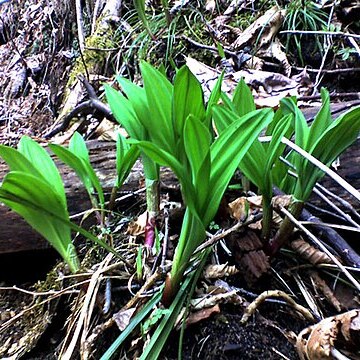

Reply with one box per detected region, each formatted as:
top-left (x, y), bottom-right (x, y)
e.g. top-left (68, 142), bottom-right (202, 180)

top-left (0, 136), bottom-right (80, 273)
top-left (217, 79), bottom-right (292, 240)
top-left (270, 89), bottom-right (360, 252)
top-left (104, 62), bottom-right (272, 358)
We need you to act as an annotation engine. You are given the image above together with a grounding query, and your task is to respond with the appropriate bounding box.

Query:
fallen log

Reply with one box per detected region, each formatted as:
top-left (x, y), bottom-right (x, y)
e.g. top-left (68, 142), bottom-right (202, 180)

top-left (0, 133), bottom-right (359, 254)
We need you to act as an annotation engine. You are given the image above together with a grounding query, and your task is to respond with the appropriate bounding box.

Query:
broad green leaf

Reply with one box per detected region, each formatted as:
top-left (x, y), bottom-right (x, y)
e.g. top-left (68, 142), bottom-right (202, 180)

top-left (208, 107), bottom-right (272, 225)
top-left (116, 133), bottom-right (140, 188)
top-left (170, 208), bottom-right (205, 279)
top-left (0, 145), bottom-right (42, 177)
top-left (306, 88), bottom-right (331, 151)
top-left (116, 77), bottom-right (150, 134)
top-left (265, 114), bottom-right (292, 174)
top-left (300, 106), bottom-right (360, 200)
top-left (140, 62), bottom-right (176, 153)
top-left (69, 132), bottom-right (90, 163)
top-left (173, 65), bottom-right (205, 137)
top-left (0, 172), bottom-right (79, 273)
top-left (280, 97), bottom-right (309, 176)
top-left (280, 97), bottom-right (309, 149)
top-left (183, 115), bottom-right (211, 182)
top-left (50, 144), bottom-right (105, 207)
top-left (50, 144), bottom-right (93, 192)
top-left (116, 132), bottom-right (130, 172)
top-left (116, 146), bottom-right (140, 188)
top-left (17, 136), bottom-right (66, 206)
top-left (104, 85), bottom-right (145, 140)
top-left (232, 78), bottom-right (256, 116)
top-left (239, 140), bottom-right (267, 190)
top-left (220, 92), bottom-right (236, 113)
top-left (194, 152), bottom-right (211, 218)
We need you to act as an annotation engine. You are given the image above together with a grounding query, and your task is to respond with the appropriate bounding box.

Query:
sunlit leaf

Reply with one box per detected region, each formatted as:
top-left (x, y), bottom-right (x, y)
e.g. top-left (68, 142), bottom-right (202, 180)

top-left (104, 84), bottom-right (145, 140)
top-left (140, 61), bottom-right (176, 153)
top-left (0, 172), bottom-right (79, 273)
top-left (173, 66), bottom-right (205, 137)
top-left (17, 136), bottom-right (66, 206)
top-left (232, 78), bottom-right (256, 117)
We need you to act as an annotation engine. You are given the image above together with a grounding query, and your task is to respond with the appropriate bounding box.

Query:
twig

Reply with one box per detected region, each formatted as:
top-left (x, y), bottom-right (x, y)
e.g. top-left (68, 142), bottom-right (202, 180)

top-left (348, 37), bottom-right (360, 58)
top-left (240, 289), bottom-right (315, 324)
top-left (305, 202), bottom-right (348, 222)
top-left (298, 93), bottom-right (360, 101)
top-left (280, 206), bottom-right (360, 292)
top-left (194, 213), bottom-right (263, 255)
top-left (279, 30), bottom-right (360, 40)
top-left (122, 266), bottom-right (167, 311)
top-left (43, 75), bottom-right (115, 138)
top-left (0, 279), bottom-right (91, 334)
top-left (315, 183), bottom-right (360, 223)
top-left (299, 221), bottom-right (360, 232)
top-left (313, 187), bottom-right (360, 229)
top-left (261, 136), bottom-right (360, 203)
top-left (273, 187), bottom-right (360, 267)
top-left (181, 34), bottom-right (237, 57)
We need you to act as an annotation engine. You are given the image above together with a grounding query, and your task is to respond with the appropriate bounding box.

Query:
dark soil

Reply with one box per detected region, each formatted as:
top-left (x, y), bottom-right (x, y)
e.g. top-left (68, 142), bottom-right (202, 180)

top-left (165, 304), bottom-right (303, 360)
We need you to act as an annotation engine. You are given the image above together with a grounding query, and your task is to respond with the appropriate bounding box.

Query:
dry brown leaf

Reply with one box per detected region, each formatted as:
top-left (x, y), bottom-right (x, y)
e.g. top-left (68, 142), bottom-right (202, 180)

top-left (203, 264), bottom-right (239, 279)
top-left (127, 211), bottom-right (147, 236)
top-left (230, 6), bottom-right (285, 50)
top-left (113, 307), bottom-right (137, 331)
top-left (296, 310), bottom-right (360, 360)
top-left (186, 304), bottom-right (221, 327)
top-left (228, 195), bottom-right (262, 221)
top-left (291, 238), bottom-right (333, 265)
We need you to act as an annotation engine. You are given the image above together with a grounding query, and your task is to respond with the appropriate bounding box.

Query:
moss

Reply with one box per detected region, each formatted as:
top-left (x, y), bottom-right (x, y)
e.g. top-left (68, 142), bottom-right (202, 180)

top-left (67, 18), bottom-right (117, 87)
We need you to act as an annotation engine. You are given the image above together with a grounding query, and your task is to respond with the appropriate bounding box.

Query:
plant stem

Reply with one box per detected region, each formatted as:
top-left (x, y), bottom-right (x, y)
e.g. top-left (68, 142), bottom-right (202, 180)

top-left (261, 195), bottom-right (272, 241)
top-left (145, 178), bottom-right (160, 218)
top-left (162, 209), bottom-right (205, 305)
top-left (267, 199), bottom-right (304, 255)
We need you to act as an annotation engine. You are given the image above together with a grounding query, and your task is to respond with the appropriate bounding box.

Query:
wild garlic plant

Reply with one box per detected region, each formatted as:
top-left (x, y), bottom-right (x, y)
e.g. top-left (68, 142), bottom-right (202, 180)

top-left (270, 89), bottom-right (360, 253)
top-left (218, 79), bottom-right (293, 240)
top-left (0, 135), bottom-right (129, 273)
top-left (0, 136), bottom-right (80, 272)
top-left (105, 64), bottom-right (167, 247)
top-left (106, 62), bottom-right (273, 303)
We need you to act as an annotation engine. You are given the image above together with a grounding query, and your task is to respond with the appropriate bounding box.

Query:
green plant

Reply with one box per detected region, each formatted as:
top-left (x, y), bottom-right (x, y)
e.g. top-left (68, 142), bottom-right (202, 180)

top-left (0, 136), bottom-right (127, 273)
top-left (283, 0), bottom-right (328, 64)
top-left (0, 136), bottom-right (80, 272)
top-left (105, 68), bottom-right (162, 246)
top-left (106, 62), bottom-right (272, 301)
top-left (108, 132), bottom-right (141, 211)
top-left (133, 0), bottom-right (156, 40)
top-left (270, 89), bottom-right (360, 253)
top-left (217, 79), bottom-right (292, 240)
top-left (49, 132), bottom-right (105, 222)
